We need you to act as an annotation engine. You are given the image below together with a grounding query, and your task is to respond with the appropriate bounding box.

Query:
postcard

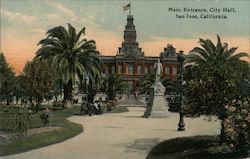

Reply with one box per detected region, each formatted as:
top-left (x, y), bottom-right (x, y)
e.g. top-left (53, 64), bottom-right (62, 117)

top-left (0, 0), bottom-right (249, 159)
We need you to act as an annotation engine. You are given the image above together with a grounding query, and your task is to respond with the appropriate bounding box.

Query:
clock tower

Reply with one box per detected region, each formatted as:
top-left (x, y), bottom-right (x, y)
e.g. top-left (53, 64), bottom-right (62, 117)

top-left (118, 15), bottom-right (144, 57)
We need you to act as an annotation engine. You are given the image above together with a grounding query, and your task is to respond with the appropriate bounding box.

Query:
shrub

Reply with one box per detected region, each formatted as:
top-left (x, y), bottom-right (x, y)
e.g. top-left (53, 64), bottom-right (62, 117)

top-left (168, 96), bottom-right (180, 112)
top-left (64, 100), bottom-right (73, 109)
top-left (52, 101), bottom-right (63, 110)
top-left (106, 100), bottom-right (117, 112)
top-left (207, 144), bottom-right (232, 155)
top-left (0, 105), bottom-right (30, 135)
top-left (223, 98), bottom-right (250, 153)
top-left (40, 108), bottom-right (53, 125)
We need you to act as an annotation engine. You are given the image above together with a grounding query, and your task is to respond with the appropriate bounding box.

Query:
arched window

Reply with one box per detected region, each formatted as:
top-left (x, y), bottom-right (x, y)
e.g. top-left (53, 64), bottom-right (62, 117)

top-left (165, 66), bottom-right (170, 75)
top-left (144, 67), bottom-right (148, 74)
top-left (128, 64), bottom-right (134, 75)
top-left (112, 66), bottom-right (115, 74)
top-left (172, 67), bottom-right (177, 75)
top-left (105, 67), bottom-right (108, 74)
top-left (137, 65), bottom-right (142, 75)
top-left (118, 65), bottom-right (122, 74)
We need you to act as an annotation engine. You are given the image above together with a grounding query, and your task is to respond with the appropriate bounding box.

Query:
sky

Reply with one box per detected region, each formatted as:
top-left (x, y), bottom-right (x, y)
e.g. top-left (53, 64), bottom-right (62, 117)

top-left (0, 0), bottom-right (250, 73)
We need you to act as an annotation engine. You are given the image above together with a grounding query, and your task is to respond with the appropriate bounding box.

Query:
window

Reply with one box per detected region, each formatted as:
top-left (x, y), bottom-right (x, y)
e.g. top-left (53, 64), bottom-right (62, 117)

top-left (144, 67), bottom-right (148, 74)
top-left (111, 66), bottom-right (115, 74)
top-left (172, 67), bottom-right (177, 75)
top-left (150, 65), bottom-right (154, 73)
top-left (118, 65), bottom-right (122, 74)
top-left (128, 64), bottom-right (134, 75)
top-left (105, 67), bottom-right (108, 74)
top-left (137, 66), bottom-right (142, 75)
top-left (165, 66), bottom-right (170, 75)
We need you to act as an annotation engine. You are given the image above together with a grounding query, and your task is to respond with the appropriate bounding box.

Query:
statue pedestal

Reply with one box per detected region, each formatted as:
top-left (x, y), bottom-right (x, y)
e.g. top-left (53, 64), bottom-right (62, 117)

top-left (150, 82), bottom-right (170, 118)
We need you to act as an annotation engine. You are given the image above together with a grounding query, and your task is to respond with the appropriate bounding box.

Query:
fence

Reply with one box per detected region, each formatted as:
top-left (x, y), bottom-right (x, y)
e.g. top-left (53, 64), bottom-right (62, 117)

top-left (0, 106), bottom-right (32, 135)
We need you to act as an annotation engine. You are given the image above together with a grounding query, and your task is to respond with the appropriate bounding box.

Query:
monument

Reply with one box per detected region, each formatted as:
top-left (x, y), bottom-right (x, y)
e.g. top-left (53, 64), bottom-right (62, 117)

top-left (150, 59), bottom-right (170, 118)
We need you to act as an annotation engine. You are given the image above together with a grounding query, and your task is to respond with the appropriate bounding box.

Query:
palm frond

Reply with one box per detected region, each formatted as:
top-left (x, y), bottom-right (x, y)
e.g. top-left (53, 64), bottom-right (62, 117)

top-left (230, 52), bottom-right (249, 60)
top-left (224, 47), bottom-right (238, 60)
top-left (76, 27), bottom-right (85, 42)
top-left (46, 26), bottom-right (69, 41)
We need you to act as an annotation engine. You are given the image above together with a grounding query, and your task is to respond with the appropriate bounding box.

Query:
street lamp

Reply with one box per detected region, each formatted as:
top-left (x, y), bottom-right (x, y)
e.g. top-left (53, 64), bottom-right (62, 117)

top-left (177, 50), bottom-right (185, 131)
top-left (85, 75), bottom-right (92, 116)
top-left (85, 75), bottom-right (90, 103)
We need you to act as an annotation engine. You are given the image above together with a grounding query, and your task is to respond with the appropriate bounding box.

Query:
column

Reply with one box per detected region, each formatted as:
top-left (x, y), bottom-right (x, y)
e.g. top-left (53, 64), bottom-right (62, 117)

top-left (142, 62), bottom-right (145, 74)
top-left (116, 62), bottom-right (119, 74)
top-left (135, 62), bottom-right (138, 75)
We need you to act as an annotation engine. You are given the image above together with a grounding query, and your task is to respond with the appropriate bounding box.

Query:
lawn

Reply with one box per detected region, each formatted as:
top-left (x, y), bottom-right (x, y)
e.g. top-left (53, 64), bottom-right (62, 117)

top-left (146, 135), bottom-right (248, 159)
top-left (0, 106), bottom-right (83, 156)
top-left (109, 106), bottom-right (129, 113)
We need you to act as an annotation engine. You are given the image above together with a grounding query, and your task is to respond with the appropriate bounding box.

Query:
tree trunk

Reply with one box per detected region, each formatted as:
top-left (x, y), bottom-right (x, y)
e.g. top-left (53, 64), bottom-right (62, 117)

top-left (63, 80), bottom-right (73, 105)
top-left (220, 118), bottom-right (226, 144)
top-left (16, 96), bottom-right (19, 105)
top-left (6, 100), bottom-right (10, 105)
top-left (55, 95), bottom-right (58, 102)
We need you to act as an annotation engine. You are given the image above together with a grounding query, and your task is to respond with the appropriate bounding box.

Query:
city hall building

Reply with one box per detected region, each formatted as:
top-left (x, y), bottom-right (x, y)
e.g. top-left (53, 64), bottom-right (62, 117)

top-left (100, 14), bottom-right (180, 91)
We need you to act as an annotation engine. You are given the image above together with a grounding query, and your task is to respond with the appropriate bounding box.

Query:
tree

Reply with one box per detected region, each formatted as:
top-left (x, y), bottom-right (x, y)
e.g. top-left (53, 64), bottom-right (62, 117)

top-left (21, 59), bottom-right (55, 110)
top-left (100, 74), bottom-right (128, 101)
top-left (138, 73), bottom-right (155, 94)
top-left (0, 52), bottom-right (16, 105)
top-left (36, 23), bottom-right (101, 104)
top-left (185, 35), bottom-right (250, 143)
top-left (162, 77), bottom-right (178, 95)
top-left (13, 75), bottom-right (26, 104)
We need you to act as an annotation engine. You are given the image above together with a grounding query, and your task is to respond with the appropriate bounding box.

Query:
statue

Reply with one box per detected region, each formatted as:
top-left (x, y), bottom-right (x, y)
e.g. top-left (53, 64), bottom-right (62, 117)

top-left (154, 59), bottom-right (163, 82)
top-left (146, 59), bottom-right (170, 118)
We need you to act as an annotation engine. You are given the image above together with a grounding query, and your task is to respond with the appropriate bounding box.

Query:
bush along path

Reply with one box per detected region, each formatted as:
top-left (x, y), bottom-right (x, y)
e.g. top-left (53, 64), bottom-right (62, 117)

top-left (0, 106), bottom-right (83, 156)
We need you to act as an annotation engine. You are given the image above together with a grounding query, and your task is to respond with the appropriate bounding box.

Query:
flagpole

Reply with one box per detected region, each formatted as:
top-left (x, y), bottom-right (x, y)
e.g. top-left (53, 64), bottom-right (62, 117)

top-left (129, 2), bottom-right (131, 15)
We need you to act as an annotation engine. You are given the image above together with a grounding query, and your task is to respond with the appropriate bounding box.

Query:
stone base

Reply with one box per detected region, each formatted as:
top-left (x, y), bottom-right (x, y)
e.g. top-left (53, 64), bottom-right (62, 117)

top-left (150, 95), bottom-right (170, 118)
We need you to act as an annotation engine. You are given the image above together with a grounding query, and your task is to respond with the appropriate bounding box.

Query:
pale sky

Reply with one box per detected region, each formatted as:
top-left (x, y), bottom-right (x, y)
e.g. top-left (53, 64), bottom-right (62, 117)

top-left (1, 0), bottom-right (249, 73)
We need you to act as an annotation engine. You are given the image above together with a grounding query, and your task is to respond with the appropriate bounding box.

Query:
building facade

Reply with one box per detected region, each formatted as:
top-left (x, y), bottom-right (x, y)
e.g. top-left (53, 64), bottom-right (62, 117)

top-left (100, 14), bottom-right (180, 91)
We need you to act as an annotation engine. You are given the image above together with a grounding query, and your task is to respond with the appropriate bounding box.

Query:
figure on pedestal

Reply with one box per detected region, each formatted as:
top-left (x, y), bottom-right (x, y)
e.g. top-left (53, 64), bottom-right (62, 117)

top-left (147, 58), bottom-right (170, 118)
top-left (154, 59), bottom-right (163, 83)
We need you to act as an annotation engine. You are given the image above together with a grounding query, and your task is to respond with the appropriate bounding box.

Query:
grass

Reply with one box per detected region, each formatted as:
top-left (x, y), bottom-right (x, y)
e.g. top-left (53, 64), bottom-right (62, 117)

top-left (0, 106), bottom-right (83, 156)
top-left (146, 135), bottom-right (248, 159)
top-left (109, 106), bottom-right (129, 113)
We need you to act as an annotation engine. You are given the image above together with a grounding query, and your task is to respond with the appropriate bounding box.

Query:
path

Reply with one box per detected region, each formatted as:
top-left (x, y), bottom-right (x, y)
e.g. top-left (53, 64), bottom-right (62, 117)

top-left (2, 107), bottom-right (220, 159)
top-left (118, 94), bottom-right (145, 107)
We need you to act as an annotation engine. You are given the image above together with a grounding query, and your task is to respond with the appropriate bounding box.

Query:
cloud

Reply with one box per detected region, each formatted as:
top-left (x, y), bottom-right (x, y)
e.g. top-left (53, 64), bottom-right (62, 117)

top-left (29, 28), bottom-right (46, 35)
top-left (1, 9), bottom-right (37, 23)
top-left (46, 13), bottom-right (59, 20)
top-left (55, 3), bottom-right (75, 18)
top-left (45, 2), bottom-right (76, 21)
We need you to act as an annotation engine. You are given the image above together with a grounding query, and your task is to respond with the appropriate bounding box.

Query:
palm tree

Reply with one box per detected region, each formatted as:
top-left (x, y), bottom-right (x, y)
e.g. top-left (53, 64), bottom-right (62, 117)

top-left (186, 35), bottom-right (249, 143)
top-left (138, 73), bottom-right (155, 94)
top-left (100, 74), bottom-right (128, 101)
top-left (186, 35), bottom-right (249, 98)
top-left (36, 23), bottom-right (101, 104)
top-left (162, 77), bottom-right (178, 95)
top-left (187, 35), bottom-right (249, 70)
top-left (138, 73), bottom-right (177, 95)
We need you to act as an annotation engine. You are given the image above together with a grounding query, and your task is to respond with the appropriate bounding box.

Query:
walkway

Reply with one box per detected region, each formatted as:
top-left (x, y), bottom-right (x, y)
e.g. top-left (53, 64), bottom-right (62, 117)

top-left (118, 94), bottom-right (145, 107)
top-left (2, 107), bottom-right (220, 159)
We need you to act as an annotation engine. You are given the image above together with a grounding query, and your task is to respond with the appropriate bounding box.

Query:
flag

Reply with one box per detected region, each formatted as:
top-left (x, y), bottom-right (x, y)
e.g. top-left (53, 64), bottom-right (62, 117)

top-left (123, 3), bottom-right (130, 11)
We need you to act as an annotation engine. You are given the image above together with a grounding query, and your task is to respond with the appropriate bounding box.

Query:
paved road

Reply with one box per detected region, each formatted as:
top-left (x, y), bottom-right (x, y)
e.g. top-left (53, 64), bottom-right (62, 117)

top-left (2, 107), bottom-right (220, 159)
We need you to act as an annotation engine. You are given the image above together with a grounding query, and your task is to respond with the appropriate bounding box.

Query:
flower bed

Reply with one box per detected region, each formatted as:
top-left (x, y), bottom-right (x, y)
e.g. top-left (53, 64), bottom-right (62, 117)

top-left (223, 98), bottom-right (250, 153)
